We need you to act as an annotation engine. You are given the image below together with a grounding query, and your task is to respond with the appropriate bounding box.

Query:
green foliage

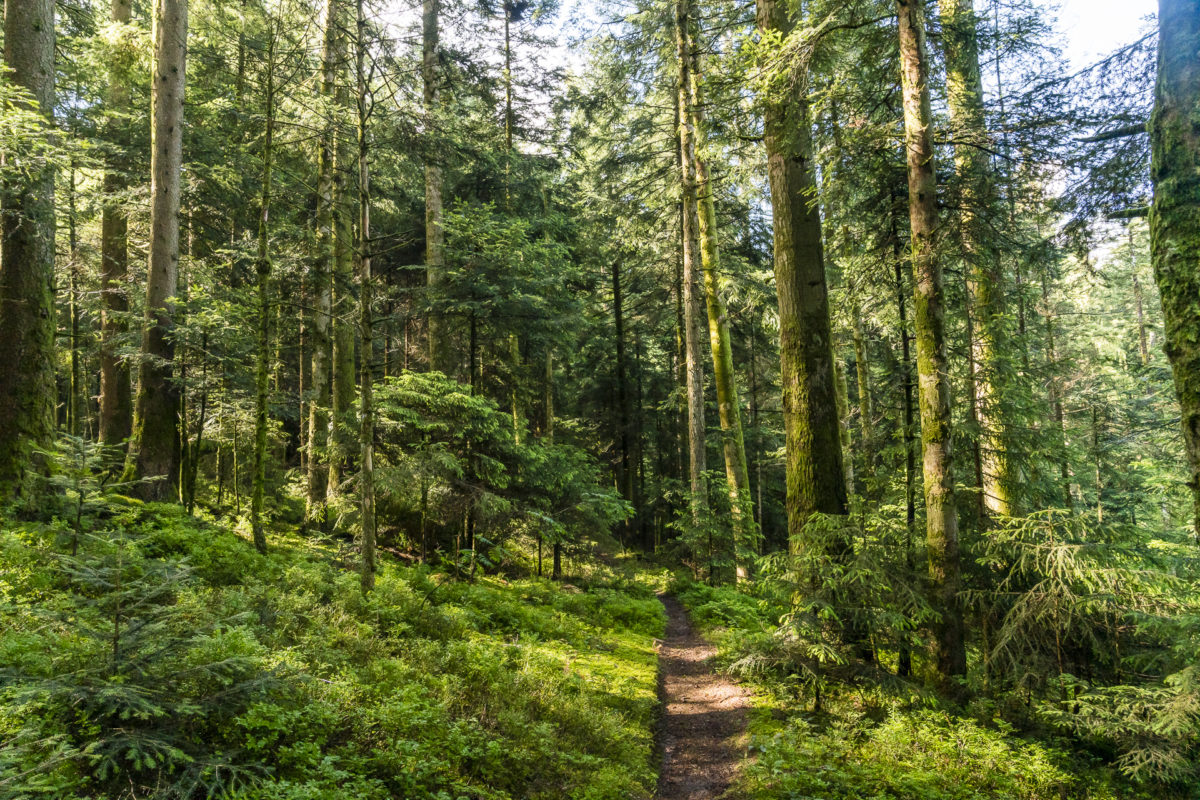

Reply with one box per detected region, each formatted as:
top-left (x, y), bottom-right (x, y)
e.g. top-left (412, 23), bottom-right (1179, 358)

top-left (742, 710), bottom-right (1086, 800)
top-left (0, 494), bottom-right (662, 800)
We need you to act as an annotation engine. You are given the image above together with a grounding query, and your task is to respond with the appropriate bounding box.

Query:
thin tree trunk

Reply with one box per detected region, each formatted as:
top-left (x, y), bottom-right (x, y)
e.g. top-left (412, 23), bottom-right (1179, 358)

top-left (128, 0), bottom-right (188, 500)
top-left (425, 0), bottom-right (453, 375)
top-left (67, 166), bottom-right (84, 438)
top-left (612, 258), bottom-right (635, 540)
top-left (897, 0), bottom-right (966, 689)
top-left (851, 300), bottom-right (873, 489)
top-left (681, 3), bottom-right (754, 575)
top-left (0, 0), bottom-right (56, 497)
top-left (1126, 226), bottom-right (1151, 367)
top-left (307, 0), bottom-right (343, 522)
top-left (756, 0), bottom-right (847, 553)
top-left (1149, 0), bottom-right (1200, 538)
top-left (894, 219), bottom-right (917, 678)
top-left (185, 331), bottom-right (208, 513)
top-left (674, 5), bottom-right (708, 514)
top-left (328, 0), bottom-right (357, 501)
top-left (356, 0), bottom-right (376, 592)
top-left (1041, 268), bottom-right (1073, 509)
top-left (98, 0), bottom-right (135, 452)
top-left (250, 30), bottom-right (276, 555)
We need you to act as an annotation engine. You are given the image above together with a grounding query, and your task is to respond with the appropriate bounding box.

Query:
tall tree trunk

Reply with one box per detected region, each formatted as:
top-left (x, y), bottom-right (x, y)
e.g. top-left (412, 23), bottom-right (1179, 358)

top-left (612, 258), bottom-right (635, 540)
top-left (250, 30), bottom-right (276, 556)
top-left (67, 166), bottom-right (84, 438)
top-left (681, 4), bottom-right (755, 575)
top-left (99, 0), bottom-right (134, 451)
top-left (1130, 229), bottom-right (1150, 367)
top-left (0, 0), bottom-right (56, 498)
top-left (755, 0), bottom-right (847, 553)
top-left (424, 0), bottom-right (453, 375)
top-left (356, 0), bottom-right (376, 592)
top-left (893, 218), bottom-right (917, 678)
top-left (674, 5), bottom-right (708, 514)
top-left (943, 0), bottom-right (1010, 518)
top-left (306, 0), bottom-right (344, 522)
top-left (1149, 0), bottom-right (1200, 538)
top-left (128, 0), bottom-right (188, 500)
top-left (851, 299), bottom-right (874, 489)
top-left (897, 0), bottom-right (966, 689)
top-left (1041, 267), bottom-right (1073, 509)
top-left (328, 27), bottom-right (357, 500)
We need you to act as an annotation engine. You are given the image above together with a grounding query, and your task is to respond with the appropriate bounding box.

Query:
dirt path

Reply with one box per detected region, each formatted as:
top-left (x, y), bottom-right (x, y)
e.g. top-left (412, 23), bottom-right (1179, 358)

top-left (656, 594), bottom-right (749, 800)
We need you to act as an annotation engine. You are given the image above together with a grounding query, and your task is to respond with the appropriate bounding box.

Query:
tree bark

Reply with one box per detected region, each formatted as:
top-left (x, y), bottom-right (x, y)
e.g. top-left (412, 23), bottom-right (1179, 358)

top-left (755, 0), bottom-right (847, 553)
top-left (681, 3), bottom-right (755, 574)
top-left (306, 0), bottom-right (344, 522)
top-left (897, 0), bottom-right (966, 689)
top-left (612, 257), bottom-right (636, 541)
top-left (424, 0), bottom-right (453, 376)
top-left (98, 0), bottom-right (133, 450)
top-left (250, 28), bottom-right (276, 555)
top-left (328, 6), bottom-right (357, 501)
top-left (0, 0), bottom-right (56, 497)
top-left (942, 0), bottom-right (1010, 518)
top-left (1148, 0), bottom-right (1200, 538)
top-left (99, 0), bottom-right (134, 449)
top-left (128, 0), bottom-right (188, 500)
top-left (851, 300), bottom-right (874, 489)
top-left (674, 3), bottom-right (708, 514)
top-left (356, 0), bottom-right (376, 592)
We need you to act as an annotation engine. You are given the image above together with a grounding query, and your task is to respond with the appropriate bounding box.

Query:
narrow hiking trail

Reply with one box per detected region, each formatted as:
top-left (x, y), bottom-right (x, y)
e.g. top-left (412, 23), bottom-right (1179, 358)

top-left (656, 595), bottom-right (750, 800)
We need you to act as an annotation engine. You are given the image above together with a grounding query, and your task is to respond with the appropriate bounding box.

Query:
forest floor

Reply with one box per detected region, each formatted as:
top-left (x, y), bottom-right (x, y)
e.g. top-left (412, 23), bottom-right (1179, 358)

top-left (656, 594), bottom-right (750, 800)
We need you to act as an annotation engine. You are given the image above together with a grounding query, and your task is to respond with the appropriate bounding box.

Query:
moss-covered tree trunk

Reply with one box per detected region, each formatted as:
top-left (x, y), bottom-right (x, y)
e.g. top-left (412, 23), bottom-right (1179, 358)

top-left (1149, 0), bottom-right (1200, 538)
top-left (755, 0), bottom-right (847, 552)
top-left (250, 30), bottom-right (276, 556)
top-left (98, 0), bottom-right (134, 452)
top-left (942, 0), bottom-right (1010, 518)
top-left (897, 0), bottom-right (966, 689)
top-left (0, 0), bottom-right (56, 498)
top-left (306, 0), bottom-right (344, 523)
top-left (674, 0), bottom-right (708, 514)
top-left (424, 0), bottom-right (453, 376)
top-left (128, 0), bottom-right (188, 500)
top-left (681, 5), bottom-right (755, 575)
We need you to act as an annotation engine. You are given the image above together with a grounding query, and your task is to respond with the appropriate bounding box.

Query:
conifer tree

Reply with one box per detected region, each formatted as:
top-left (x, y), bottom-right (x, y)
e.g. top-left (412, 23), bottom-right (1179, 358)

top-left (1149, 0), bottom-right (1200, 538)
top-left (896, 0), bottom-right (966, 688)
top-left (0, 0), bottom-right (56, 497)
top-left (128, 0), bottom-right (188, 500)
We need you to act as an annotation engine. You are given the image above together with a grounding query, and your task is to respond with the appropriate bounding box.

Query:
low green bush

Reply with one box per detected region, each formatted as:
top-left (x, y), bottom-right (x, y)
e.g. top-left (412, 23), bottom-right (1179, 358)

top-left (0, 504), bottom-right (662, 800)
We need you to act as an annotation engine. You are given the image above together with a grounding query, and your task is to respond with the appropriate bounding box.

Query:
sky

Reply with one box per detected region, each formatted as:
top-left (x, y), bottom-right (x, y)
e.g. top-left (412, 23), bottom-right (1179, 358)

top-left (1052, 0), bottom-right (1158, 68)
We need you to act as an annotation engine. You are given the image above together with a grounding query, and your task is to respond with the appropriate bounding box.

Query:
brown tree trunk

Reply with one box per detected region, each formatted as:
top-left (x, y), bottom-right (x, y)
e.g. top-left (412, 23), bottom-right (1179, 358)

top-left (897, 0), bottom-right (966, 689)
top-left (674, 7), bottom-right (708, 513)
top-left (1148, 0), bottom-right (1200, 538)
top-left (0, 0), bottom-right (56, 497)
top-left (306, 0), bottom-right (344, 522)
top-left (128, 0), bottom-right (188, 500)
top-left (356, 0), bottom-right (376, 592)
top-left (755, 0), bottom-right (847, 553)
top-left (425, 0), bottom-right (454, 375)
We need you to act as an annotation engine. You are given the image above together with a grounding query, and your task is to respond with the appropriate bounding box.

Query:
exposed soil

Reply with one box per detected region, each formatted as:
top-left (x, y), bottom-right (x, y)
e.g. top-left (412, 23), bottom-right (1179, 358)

top-left (655, 594), bottom-right (750, 800)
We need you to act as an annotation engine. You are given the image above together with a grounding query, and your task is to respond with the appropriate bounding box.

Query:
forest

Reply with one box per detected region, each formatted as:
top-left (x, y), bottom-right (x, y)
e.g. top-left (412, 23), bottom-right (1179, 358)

top-left (1, 0), bottom-right (1198, 796)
